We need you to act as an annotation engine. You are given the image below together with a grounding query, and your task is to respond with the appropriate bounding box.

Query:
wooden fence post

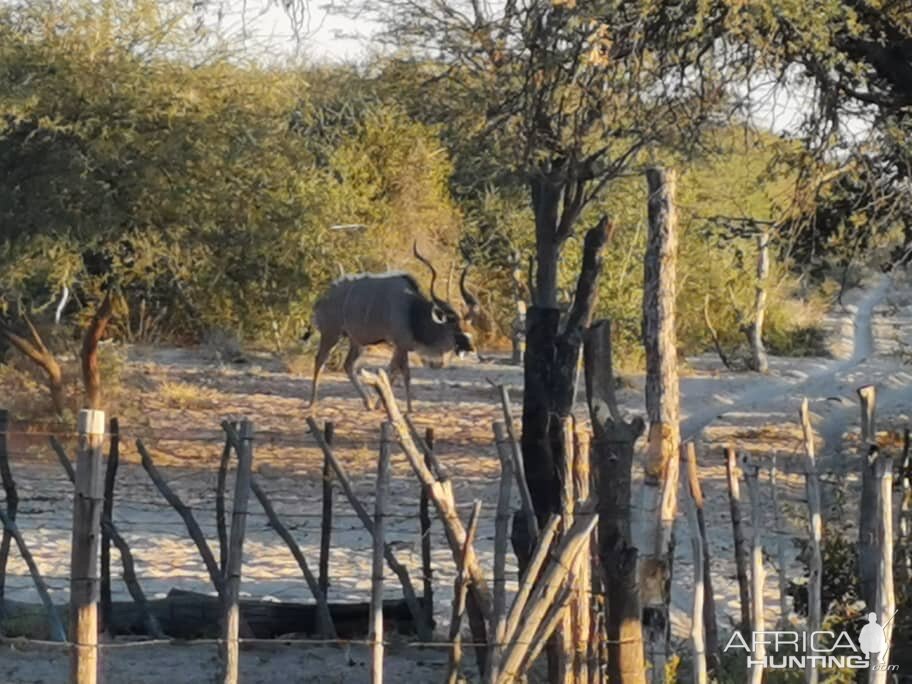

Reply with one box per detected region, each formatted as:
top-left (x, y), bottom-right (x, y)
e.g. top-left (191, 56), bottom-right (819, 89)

top-left (682, 446), bottom-right (707, 684)
top-left (319, 421), bottom-right (334, 599)
top-left (305, 416), bottom-right (431, 641)
top-left (371, 423), bottom-right (392, 684)
top-left (70, 409), bottom-right (105, 684)
top-left (725, 446), bottom-right (751, 632)
top-left (420, 427), bottom-right (434, 631)
top-left (799, 399), bottom-right (823, 684)
top-left (220, 419), bottom-right (254, 684)
top-left (769, 454), bottom-right (790, 630)
top-left (869, 448), bottom-right (894, 684)
top-left (0, 409), bottom-right (17, 609)
top-left (642, 165), bottom-right (681, 681)
top-left (900, 428), bottom-right (911, 585)
top-left (572, 427), bottom-right (592, 684)
top-left (489, 422), bottom-right (514, 684)
top-left (857, 384), bottom-right (878, 610)
top-left (216, 427), bottom-right (232, 575)
top-left (741, 452), bottom-right (765, 684)
top-left (447, 500), bottom-right (482, 684)
top-left (684, 443), bottom-right (719, 673)
top-left (100, 417), bottom-right (119, 634)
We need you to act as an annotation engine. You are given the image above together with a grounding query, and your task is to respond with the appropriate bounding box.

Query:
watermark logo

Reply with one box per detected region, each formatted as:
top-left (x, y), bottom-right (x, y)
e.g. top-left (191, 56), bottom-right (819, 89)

top-left (723, 609), bottom-right (898, 672)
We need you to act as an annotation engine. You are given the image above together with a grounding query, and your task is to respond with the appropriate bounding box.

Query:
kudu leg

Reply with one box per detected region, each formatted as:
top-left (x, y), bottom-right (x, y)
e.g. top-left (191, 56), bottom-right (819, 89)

top-left (344, 342), bottom-right (376, 409)
top-left (309, 333), bottom-right (338, 408)
top-left (388, 348), bottom-right (412, 413)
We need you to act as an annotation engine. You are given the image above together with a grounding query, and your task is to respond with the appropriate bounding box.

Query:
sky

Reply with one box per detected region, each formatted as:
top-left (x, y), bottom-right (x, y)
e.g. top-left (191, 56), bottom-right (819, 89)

top-left (219, 1), bottom-right (870, 143)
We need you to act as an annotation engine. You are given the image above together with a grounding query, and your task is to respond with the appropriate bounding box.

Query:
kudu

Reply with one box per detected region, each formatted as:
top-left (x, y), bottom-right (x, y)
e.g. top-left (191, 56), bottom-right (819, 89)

top-left (304, 244), bottom-right (476, 411)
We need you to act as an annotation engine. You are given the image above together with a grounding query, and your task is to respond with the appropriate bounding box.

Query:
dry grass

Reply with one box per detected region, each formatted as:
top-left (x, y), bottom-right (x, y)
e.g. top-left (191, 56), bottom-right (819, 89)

top-left (156, 380), bottom-right (220, 411)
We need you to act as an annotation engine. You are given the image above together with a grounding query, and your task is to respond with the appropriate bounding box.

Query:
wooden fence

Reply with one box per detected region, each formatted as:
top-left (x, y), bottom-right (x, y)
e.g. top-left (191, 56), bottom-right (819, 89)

top-left (0, 368), bottom-right (907, 683)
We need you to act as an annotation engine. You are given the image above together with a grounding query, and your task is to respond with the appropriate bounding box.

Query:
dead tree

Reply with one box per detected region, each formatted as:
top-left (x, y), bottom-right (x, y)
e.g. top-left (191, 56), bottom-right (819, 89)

top-left (583, 319), bottom-right (646, 684)
top-left (641, 166), bottom-right (681, 679)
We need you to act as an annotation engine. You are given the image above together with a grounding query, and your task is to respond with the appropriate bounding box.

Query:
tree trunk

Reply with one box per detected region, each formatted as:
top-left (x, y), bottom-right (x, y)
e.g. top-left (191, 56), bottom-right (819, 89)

top-left (749, 231), bottom-right (769, 373)
top-left (640, 167), bottom-right (681, 682)
top-left (82, 291), bottom-right (114, 410)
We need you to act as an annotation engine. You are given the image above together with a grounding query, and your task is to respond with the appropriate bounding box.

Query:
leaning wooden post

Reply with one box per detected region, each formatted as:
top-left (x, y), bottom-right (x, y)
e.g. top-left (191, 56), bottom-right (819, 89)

top-left (371, 423), bottom-right (393, 684)
top-left (682, 446), bottom-right (707, 684)
top-left (447, 500), bottom-right (482, 684)
top-left (741, 452), bottom-right (765, 684)
top-left (489, 422), bottom-right (514, 684)
top-left (306, 416), bottom-right (431, 641)
top-left (725, 446), bottom-right (751, 632)
top-left (642, 165), bottom-right (682, 681)
top-left (70, 409), bottom-right (105, 684)
top-left (100, 417), bottom-right (119, 634)
top-left (220, 419), bottom-right (254, 684)
top-left (869, 448), bottom-right (894, 684)
top-left (0, 408), bottom-right (18, 609)
top-left (319, 421), bottom-right (334, 599)
top-left (420, 427), bottom-right (435, 631)
top-left (857, 384), bottom-right (878, 610)
top-left (684, 443), bottom-right (719, 672)
top-left (799, 399), bottom-right (823, 684)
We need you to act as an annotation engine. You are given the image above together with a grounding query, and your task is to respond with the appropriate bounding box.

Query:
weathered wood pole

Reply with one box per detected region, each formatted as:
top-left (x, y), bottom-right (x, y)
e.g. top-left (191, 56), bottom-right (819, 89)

top-left (99, 417), bottom-right (119, 634)
top-left (216, 427), bottom-right (232, 574)
top-left (554, 418), bottom-right (577, 684)
top-left (571, 427), bottom-right (592, 684)
top-left (584, 319), bottom-right (646, 684)
top-left (741, 452), bottom-right (765, 684)
top-left (371, 423), bottom-right (392, 684)
top-left (0, 409), bottom-right (17, 608)
top-left (682, 446), bottom-right (707, 684)
top-left (497, 385), bottom-right (538, 547)
top-left (769, 454), bottom-right (790, 630)
top-left (900, 428), bottom-right (911, 584)
top-left (725, 446), bottom-right (752, 631)
top-left (857, 384), bottom-right (878, 610)
top-left (684, 443), bottom-right (719, 672)
top-left (137, 440), bottom-right (225, 597)
top-left (420, 427), bottom-right (434, 631)
top-left (869, 448), bottom-right (894, 684)
top-left (319, 421), bottom-right (334, 599)
top-left (447, 500), bottom-right (482, 684)
top-left (362, 373), bottom-right (492, 651)
top-left (489, 422), bottom-right (514, 684)
top-left (497, 506), bottom-right (599, 681)
top-left (69, 409), bottom-right (105, 684)
top-left (749, 230), bottom-right (770, 373)
top-left (306, 416), bottom-right (430, 641)
top-left (642, 166), bottom-right (681, 680)
top-left (799, 399), bottom-right (822, 684)
top-left (220, 419), bottom-right (254, 684)
top-left (53, 433), bottom-right (159, 639)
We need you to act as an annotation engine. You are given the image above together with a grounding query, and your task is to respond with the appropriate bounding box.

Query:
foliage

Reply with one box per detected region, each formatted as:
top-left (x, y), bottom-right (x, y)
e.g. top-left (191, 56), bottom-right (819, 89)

top-left (0, 0), bottom-right (462, 347)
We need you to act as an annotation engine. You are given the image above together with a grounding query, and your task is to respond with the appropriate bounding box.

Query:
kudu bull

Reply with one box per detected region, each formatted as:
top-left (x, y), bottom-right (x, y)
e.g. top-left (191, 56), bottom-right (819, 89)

top-left (304, 244), bottom-right (476, 412)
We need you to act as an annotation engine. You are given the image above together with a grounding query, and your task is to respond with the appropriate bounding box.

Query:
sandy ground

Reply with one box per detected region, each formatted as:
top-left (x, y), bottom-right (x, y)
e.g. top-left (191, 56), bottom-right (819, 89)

top-left (1, 270), bottom-right (910, 683)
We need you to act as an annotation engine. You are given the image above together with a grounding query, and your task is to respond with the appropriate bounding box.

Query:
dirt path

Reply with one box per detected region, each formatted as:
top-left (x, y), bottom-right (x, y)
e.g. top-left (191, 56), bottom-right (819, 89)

top-left (1, 272), bottom-right (910, 682)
